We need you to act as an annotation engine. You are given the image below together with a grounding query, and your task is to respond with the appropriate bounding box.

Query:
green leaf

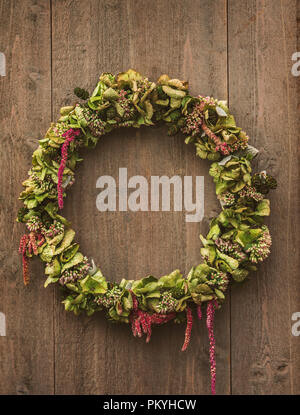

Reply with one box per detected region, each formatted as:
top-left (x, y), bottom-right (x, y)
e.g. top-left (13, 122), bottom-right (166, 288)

top-left (214, 288), bottom-right (225, 299)
top-left (255, 199), bottom-right (270, 216)
top-left (159, 269), bottom-right (182, 288)
top-left (243, 173), bottom-right (252, 185)
top-left (60, 243), bottom-right (79, 263)
top-left (187, 267), bottom-right (195, 281)
top-left (170, 97), bottom-right (181, 109)
top-left (44, 276), bottom-right (59, 288)
top-left (235, 229), bottom-right (262, 247)
top-left (207, 152), bottom-right (221, 161)
top-left (147, 298), bottom-right (160, 312)
top-left (132, 275), bottom-right (157, 291)
top-left (223, 114), bottom-right (237, 129)
top-left (231, 268), bottom-right (249, 282)
top-left (176, 295), bottom-right (190, 311)
top-left (215, 259), bottom-right (232, 273)
top-left (200, 247), bottom-right (216, 264)
top-left (55, 214), bottom-right (71, 227)
top-left (60, 106), bottom-right (75, 116)
top-left (215, 181), bottom-right (229, 195)
top-left (80, 271), bottom-right (107, 294)
top-left (144, 100), bottom-right (153, 120)
top-left (40, 245), bottom-right (56, 262)
top-left (55, 228), bottom-right (75, 254)
top-left (155, 99), bottom-right (169, 106)
top-left (136, 281), bottom-right (162, 294)
top-left (231, 181), bottom-right (246, 193)
top-left (216, 249), bottom-right (239, 269)
top-left (46, 231), bottom-right (64, 247)
top-left (103, 87), bottom-right (119, 101)
top-left (209, 163), bottom-right (223, 179)
top-left (207, 223), bottom-right (221, 240)
top-left (122, 294), bottom-right (133, 311)
top-left (61, 252), bottom-right (84, 272)
top-left (146, 291), bottom-right (161, 299)
top-left (45, 257), bottom-right (61, 276)
top-left (221, 168), bottom-right (240, 180)
top-left (162, 85), bottom-right (186, 99)
top-left (199, 234), bottom-right (214, 247)
top-left (35, 193), bottom-right (49, 203)
top-left (44, 202), bottom-right (57, 219)
top-left (195, 283), bottom-right (213, 295)
top-left (26, 198), bottom-right (38, 209)
top-left (75, 105), bottom-right (88, 127)
top-left (196, 148), bottom-right (208, 159)
top-left (193, 263), bottom-right (212, 278)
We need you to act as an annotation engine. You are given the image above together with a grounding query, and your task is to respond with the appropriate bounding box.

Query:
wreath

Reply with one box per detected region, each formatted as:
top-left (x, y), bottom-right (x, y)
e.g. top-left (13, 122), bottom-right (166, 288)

top-left (17, 69), bottom-right (277, 394)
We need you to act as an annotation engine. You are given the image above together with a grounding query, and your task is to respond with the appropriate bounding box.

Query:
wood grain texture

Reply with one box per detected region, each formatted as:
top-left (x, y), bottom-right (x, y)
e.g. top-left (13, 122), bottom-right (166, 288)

top-left (0, 0), bottom-right (54, 394)
top-left (0, 0), bottom-right (298, 395)
top-left (228, 0), bottom-right (300, 395)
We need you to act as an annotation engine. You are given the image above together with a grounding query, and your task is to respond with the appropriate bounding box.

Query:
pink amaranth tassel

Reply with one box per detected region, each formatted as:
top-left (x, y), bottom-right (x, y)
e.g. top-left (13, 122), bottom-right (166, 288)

top-left (29, 232), bottom-right (38, 255)
top-left (181, 306), bottom-right (193, 351)
top-left (134, 318), bottom-right (142, 338)
top-left (57, 128), bottom-right (80, 210)
top-left (19, 234), bottom-right (30, 285)
top-left (201, 122), bottom-right (223, 149)
top-left (196, 103), bottom-right (230, 156)
top-left (144, 314), bottom-right (152, 343)
top-left (131, 290), bottom-right (139, 311)
top-left (129, 291), bottom-right (176, 343)
top-left (150, 312), bottom-right (176, 325)
top-left (206, 300), bottom-right (217, 395)
top-left (37, 233), bottom-right (45, 247)
top-left (19, 232), bottom-right (44, 285)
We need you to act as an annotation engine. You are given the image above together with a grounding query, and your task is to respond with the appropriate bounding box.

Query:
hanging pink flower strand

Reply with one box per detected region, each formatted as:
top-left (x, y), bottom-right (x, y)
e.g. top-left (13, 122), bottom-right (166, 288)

top-left (129, 291), bottom-right (176, 342)
top-left (181, 306), bottom-right (193, 351)
top-left (206, 300), bottom-right (218, 395)
top-left (57, 128), bottom-right (80, 209)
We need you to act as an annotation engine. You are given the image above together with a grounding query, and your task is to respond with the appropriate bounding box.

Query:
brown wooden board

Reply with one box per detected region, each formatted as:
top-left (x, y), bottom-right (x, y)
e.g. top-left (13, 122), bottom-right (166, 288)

top-left (228, 0), bottom-right (300, 394)
top-left (0, 0), bottom-right (54, 394)
top-left (0, 0), bottom-right (298, 395)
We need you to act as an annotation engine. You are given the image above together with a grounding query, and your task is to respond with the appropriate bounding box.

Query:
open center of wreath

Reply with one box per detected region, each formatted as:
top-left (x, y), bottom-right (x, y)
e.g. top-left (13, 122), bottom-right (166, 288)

top-left (63, 124), bottom-right (216, 280)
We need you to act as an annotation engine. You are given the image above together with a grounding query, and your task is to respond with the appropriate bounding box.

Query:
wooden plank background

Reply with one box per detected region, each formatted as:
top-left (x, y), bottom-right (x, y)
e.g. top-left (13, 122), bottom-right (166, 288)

top-left (0, 0), bottom-right (299, 395)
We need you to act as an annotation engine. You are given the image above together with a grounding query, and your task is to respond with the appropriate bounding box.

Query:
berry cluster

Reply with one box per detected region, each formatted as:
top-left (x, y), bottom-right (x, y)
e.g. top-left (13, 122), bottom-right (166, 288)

top-left (246, 226), bottom-right (272, 263)
top-left (218, 191), bottom-right (235, 206)
top-left (117, 89), bottom-right (136, 120)
top-left (156, 291), bottom-right (178, 314)
top-left (181, 101), bottom-right (205, 137)
top-left (206, 270), bottom-right (229, 292)
top-left (43, 220), bottom-right (64, 239)
top-left (238, 185), bottom-right (264, 202)
top-left (26, 216), bottom-right (42, 232)
top-left (59, 256), bottom-right (90, 285)
top-left (215, 237), bottom-right (247, 262)
top-left (94, 286), bottom-right (123, 308)
top-left (82, 107), bottom-right (106, 137)
top-left (52, 121), bottom-right (70, 137)
top-left (31, 173), bottom-right (56, 194)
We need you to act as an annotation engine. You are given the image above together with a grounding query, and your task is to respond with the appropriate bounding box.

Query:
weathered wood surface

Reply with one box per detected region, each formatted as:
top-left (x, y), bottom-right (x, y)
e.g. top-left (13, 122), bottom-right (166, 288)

top-left (0, 0), bottom-right (298, 395)
top-left (228, 0), bottom-right (300, 394)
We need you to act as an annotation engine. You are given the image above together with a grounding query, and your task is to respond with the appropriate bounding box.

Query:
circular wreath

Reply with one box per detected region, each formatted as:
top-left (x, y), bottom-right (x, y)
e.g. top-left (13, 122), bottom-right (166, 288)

top-left (17, 69), bottom-right (277, 394)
